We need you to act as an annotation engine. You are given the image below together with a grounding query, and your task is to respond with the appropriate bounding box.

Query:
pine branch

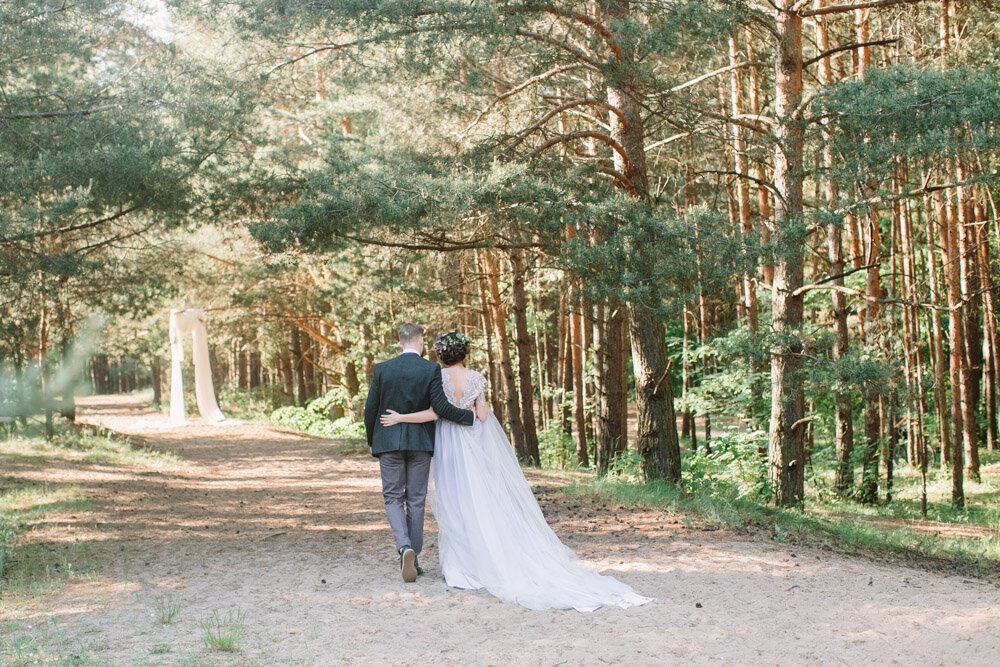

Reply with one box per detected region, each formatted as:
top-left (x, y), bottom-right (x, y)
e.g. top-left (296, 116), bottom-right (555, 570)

top-left (0, 104), bottom-right (117, 120)
top-left (527, 131), bottom-right (632, 175)
top-left (509, 98), bottom-right (627, 149)
top-left (514, 28), bottom-right (602, 70)
top-left (458, 63), bottom-right (586, 138)
top-left (799, 0), bottom-right (929, 18)
top-left (803, 39), bottom-right (899, 67)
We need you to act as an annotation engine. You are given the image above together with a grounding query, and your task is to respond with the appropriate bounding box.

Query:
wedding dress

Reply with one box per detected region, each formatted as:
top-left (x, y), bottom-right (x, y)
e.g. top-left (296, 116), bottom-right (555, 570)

top-left (429, 369), bottom-right (653, 612)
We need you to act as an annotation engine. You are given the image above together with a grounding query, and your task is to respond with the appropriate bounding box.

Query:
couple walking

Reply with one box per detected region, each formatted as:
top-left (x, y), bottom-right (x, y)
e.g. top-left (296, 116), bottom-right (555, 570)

top-left (364, 323), bottom-right (652, 612)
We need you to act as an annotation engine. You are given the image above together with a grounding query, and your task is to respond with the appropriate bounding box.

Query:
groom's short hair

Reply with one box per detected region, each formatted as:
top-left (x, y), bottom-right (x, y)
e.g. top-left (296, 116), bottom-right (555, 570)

top-left (398, 323), bottom-right (423, 344)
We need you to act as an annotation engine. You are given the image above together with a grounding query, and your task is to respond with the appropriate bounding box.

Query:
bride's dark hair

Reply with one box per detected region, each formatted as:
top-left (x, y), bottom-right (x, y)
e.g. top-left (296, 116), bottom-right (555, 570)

top-left (433, 331), bottom-right (471, 366)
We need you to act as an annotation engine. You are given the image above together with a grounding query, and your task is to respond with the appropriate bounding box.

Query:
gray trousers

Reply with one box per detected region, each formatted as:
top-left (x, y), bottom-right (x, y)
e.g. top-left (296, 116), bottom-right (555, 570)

top-left (378, 450), bottom-right (432, 556)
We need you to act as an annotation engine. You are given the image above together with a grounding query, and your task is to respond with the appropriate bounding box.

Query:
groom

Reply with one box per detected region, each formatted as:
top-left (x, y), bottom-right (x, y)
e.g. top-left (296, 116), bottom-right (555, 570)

top-left (364, 323), bottom-right (475, 582)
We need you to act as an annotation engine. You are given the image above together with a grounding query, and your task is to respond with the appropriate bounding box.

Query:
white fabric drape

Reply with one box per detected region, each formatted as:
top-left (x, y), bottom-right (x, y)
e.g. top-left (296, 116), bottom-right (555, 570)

top-left (169, 309), bottom-right (225, 426)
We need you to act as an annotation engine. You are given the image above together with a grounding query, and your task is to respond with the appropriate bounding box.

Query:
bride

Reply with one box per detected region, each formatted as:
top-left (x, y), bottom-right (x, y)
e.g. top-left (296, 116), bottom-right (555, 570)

top-left (380, 331), bottom-right (652, 612)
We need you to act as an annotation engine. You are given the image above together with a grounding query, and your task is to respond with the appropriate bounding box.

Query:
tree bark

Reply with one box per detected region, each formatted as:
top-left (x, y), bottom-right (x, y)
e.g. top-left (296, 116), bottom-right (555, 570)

top-left (570, 285), bottom-right (589, 467)
top-left (605, 0), bottom-right (681, 482)
top-left (481, 249), bottom-right (528, 458)
top-left (729, 32), bottom-right (758, 333)
top-left (924, 193), bottom-right (950, 466)
top-left (508, 249), bottom-right (541, 465)
top-left (956, 162), bottom-right (981, 482)
top-left (936, 184), bottom-right (965, 508)
top-left (593, 298), bottom-right (629, 475)
top-left (289, 325), bottom-right (308, 407)
top-left (815, 0), bottom-right (854, 495)
top-left (768, 1), bottom-right (807, 506)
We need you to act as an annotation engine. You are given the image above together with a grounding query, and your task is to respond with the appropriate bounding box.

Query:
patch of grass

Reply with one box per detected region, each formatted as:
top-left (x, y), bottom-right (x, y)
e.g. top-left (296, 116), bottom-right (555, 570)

top-left (200, 609), bottom-right (246, 652)
top-left (0, 515), bottom-right (19, 577)
top-left (1, 422), bottom-right (181, 469)
top-left (153, 592), bottom-right (181, 624)
top-left (0, 421), bottom-right (169, 589)
top-left (0, 615), bottom-right (108, 665)
top-left (563, 448), bottom-right (1000, 580)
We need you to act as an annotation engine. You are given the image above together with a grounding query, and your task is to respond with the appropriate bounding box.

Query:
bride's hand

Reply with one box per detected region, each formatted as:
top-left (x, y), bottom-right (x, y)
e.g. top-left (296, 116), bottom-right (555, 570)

top-left (380, 409), bottom-right (403, 427)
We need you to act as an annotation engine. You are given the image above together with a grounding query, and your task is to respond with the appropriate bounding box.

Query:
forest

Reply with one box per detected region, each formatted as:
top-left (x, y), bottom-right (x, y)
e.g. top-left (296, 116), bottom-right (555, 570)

top-left (5, 0), bottom-right (1000, 516)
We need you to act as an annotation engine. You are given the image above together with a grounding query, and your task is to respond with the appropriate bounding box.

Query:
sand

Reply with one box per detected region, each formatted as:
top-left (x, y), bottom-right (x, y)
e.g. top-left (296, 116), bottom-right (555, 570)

top-left (2, 393), bottom-right (999, 665)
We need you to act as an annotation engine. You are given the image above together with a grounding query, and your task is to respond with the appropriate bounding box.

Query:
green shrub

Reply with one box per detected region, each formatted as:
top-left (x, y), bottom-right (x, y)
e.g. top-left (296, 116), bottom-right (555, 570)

top-left (537, 424), bottom-right (577, 469)
top-left (269, 390), bottom-right (366, 440)
top-left (607, 449), bottom-right (644, 484)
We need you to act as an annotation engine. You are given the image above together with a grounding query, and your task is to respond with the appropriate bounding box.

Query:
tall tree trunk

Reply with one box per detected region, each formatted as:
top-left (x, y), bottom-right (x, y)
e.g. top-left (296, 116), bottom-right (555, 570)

top-left (816, 0), bottom-right (854, 494)
top-left (956, 162), bottom-right (981, 482)
top-left (925, 194), bottom-right (950, 466)
top-left (977, 191), bottom-right (999, 453)
top-left (570, 285), bottom-right (589, 466)
top-left (289, 325), bottom-right (308, 407)
top-left (475, 261), bottom-right (505, 421)
top-left (151, 357), bottom-right (163, 408)
top-left (278, 348), bottom-right (295, 406)
top-left (729, 32), bottom-right (758, 333)
top-left (937, 184), bottom-right (965, 507)
top-left (557, 280), bottom-right (573, 434)
top-left (747, 27), bottom-right (773, 287)
top-left (508, 249), bottom-right (541, 465)
top-left (768, 1), bottom-right (807, 505)
top-left (682, 307), bottom-right (696, 449)
top-left (605, 0), bottom-right (680, 482)
top-left (481, 249), bottom-right (528, 457)
top-left (593, 298), bottom-right (629, 475)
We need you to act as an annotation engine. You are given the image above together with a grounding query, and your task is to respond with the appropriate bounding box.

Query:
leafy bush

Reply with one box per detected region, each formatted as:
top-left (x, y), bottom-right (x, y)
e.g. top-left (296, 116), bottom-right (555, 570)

top-left (269, 389), bottom-right (366, 440)
top-left (683, 428), bottom-right (771, 502)
top-left (607, 449), bottom-right (644, 484)
top-left (537, 424), bottom-right (577, 469)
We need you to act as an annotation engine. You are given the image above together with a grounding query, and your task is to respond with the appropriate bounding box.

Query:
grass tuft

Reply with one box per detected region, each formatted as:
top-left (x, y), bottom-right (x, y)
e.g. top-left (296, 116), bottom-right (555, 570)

top-left (200, 609), bottom-right (246, 652)
top-left (153, 592), bottom-right (180, 624)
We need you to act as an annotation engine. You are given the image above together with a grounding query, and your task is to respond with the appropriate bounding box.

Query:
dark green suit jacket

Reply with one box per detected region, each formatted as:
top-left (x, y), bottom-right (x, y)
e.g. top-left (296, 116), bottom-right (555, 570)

top-left (364, 352), bottom-right (474, 457)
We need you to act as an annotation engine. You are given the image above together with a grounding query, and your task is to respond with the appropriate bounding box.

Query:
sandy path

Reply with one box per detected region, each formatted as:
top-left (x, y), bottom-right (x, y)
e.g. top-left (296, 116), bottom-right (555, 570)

top-left (4, 394), bottom-right (1000, 665)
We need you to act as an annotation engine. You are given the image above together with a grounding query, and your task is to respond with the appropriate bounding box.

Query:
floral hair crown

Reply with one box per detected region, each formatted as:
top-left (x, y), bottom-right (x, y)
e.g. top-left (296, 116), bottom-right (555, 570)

top-left (433, 331), bottom-right (472, 353)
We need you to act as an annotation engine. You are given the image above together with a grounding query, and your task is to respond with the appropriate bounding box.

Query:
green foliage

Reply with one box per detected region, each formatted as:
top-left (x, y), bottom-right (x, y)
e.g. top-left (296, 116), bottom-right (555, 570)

top-left (684, 429), bottom-right (771, 502)
top-left (537, 424), bottom-right (577, 470)
top-left (218, 385), bottom-right (286, 421)
top-left (270, 390), bottom-right (366, 440)
top-left (566, 202), bottom-right (756, 319)
top-left (822, 64), bottom-right (1000, 199)
top-left (606, 449), bottom-right (644, 485)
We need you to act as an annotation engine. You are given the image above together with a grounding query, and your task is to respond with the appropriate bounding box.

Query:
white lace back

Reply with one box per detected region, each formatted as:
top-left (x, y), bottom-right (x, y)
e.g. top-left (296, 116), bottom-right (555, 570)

top-left (441, 369), bottom-right (488, 410)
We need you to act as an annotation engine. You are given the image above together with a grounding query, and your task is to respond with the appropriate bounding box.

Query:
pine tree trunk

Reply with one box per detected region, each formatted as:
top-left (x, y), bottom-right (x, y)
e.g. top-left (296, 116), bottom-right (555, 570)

top-left (976, 192), bottom-right (999, 452)
top-left (289, 325), bottom-right (308, 407)
top-left (747, 28), bottom-right (773, 288)
top-left (508, 249), bottom-right (541, 465)
top-left (570, 286), bottom-right (589, 467)
top-left (682, 307), bottom-right (696, 449)
top-left (151, 357), bottom-right (163, 408)
top-left (475, 262), bottom-right (505, 421)
top-left (937, 184), bottom-right (965, 507)
top-left (481, 249), bottom-right (527, 457)
top-left (816, 0), bottom-right (854, 494)
top-left (604, 0), bottom-right (680, 483)
top-left (956, 162), bottom-right (981, 482)
top-left (729, 32), bottom-right (758, 333)
top-left (593, 298), bottom-right (629, 475)
top-left (925, 193), bottom-right (950, 465)
top-left (768, 0), bottom-right (807, 505)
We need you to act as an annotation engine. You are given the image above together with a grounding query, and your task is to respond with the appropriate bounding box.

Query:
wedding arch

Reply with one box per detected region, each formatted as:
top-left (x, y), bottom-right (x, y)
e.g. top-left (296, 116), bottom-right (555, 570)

top-left (169, 309), bottom-right (225, 425)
